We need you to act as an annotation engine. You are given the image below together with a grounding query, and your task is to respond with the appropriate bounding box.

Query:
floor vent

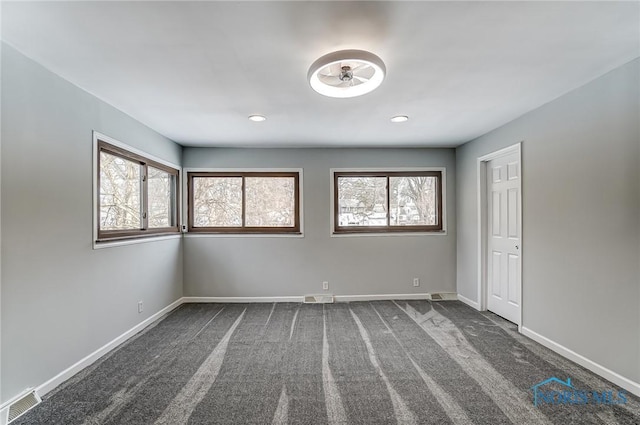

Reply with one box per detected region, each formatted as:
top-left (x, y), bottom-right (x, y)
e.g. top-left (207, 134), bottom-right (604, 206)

top-left (303, 295), bottom-right (334, 304)
top-left (7, 390), bottom-right (41, 423)
top-left (427, 292), bottom-right (458, 301)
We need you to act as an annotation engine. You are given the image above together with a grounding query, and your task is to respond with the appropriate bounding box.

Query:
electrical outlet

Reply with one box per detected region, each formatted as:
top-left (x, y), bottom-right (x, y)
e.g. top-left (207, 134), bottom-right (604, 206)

top-left (322, 281), bottom-right (329, 291)
top-left (138, 301), bottom-right (144, 313)
top-left (413, 278), bottom-right (420, 287)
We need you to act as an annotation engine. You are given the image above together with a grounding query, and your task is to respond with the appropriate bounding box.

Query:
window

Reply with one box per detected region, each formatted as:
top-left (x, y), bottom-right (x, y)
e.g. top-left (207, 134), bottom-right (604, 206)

top-left (187, 171), bottom-right (301, 234)
top-left (333, 170), bottom-right (443, 233)
top-left (97, 139), bottom-right (179, 241)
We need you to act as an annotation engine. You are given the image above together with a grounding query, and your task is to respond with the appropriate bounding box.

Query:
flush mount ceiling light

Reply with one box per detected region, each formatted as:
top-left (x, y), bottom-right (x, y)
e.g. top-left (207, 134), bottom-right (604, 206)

top-left (390, 115), bottom-right (409, 123)
top-left (308, 50), bottom-right (386, 98)
top-left (248, 114), bottom-right (266, 122)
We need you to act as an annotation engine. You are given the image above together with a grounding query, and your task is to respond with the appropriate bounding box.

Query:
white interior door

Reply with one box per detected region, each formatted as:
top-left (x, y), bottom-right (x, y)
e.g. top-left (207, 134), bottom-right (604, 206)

top-left (486, 152), bottom-right (521, 324)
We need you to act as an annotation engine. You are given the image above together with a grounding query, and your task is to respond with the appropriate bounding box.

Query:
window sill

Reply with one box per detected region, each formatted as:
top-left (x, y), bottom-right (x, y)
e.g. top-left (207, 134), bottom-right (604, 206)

top-left (93, 234), bottom-right (182, 249)
top-left (331, 230), bottom-right (447, 238)
top-left (184, 232), bottom-right (304, 239)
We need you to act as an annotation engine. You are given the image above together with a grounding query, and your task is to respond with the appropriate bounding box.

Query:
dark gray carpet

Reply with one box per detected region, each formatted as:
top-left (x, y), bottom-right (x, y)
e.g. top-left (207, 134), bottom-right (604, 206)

top-left (13, 301), bottom-right (640, 424)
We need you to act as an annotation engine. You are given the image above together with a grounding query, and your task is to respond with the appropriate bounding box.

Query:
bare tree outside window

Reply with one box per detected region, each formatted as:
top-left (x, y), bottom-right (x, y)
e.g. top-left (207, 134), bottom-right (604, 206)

top-left (390, 176), bottom-right (437, 226)
top-left (192, 177), bottom-right (242, 227)
top-left (97, 139), bottom-right (180, 242)
top-left (100, 151), bottom-right (141, 230)
top-left (334, 170), bottom-right (443, 233)
top-left (245, 177), bottom-right (295, 227)
top-left (148, 166), bottom-right (175, 228)
top-left (188, 172), bottom-right (300, 233)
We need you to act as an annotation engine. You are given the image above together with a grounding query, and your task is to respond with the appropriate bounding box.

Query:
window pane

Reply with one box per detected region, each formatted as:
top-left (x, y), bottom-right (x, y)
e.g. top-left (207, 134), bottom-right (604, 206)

top-left (148, 167), bottom-right (174, 228)
top-left (193, 177), bottom-right (242, 227)
top-left (337, 177), bottom-right (387, 227)
top-left (100, 151), bottom-right (141, 230)
top-left (389, 176), bottom-right (437, 226)
top-left (245, 177), bottom-right (295, 227)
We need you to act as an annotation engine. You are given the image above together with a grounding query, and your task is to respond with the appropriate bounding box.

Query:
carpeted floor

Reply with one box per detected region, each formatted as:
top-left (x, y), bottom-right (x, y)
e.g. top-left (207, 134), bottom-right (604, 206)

top-left (13, 300), bottom-right (640, 424)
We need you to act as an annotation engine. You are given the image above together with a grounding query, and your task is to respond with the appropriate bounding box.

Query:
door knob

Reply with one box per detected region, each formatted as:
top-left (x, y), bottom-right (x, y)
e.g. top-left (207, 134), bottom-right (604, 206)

top-left (515, 245), bottom-right (519, 250)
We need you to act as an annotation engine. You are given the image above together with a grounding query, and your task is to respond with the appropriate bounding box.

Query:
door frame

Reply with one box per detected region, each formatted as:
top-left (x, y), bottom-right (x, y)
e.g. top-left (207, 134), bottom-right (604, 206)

top-left (477, 142), bottom-right (523, 329)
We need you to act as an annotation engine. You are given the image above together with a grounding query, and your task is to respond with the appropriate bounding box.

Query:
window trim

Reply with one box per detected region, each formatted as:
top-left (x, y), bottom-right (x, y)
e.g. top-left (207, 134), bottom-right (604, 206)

top-left (331, 168), bottom-right (445, 235)
top-left (186, 170), bottom-right (302, 235)
top-left (93, 132), bottom-right (181, 245)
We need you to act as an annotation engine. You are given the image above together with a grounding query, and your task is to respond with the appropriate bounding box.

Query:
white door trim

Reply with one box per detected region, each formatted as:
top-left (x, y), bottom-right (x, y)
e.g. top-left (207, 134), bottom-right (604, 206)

top-left (477, 142), bottom-right (523, 329)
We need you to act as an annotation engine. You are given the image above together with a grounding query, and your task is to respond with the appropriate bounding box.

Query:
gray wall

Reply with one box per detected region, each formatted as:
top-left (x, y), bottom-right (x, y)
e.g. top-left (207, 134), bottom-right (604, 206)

top-left (0, 44), bottom-right (183, 402)
top-left (183, 148), bottom-right (456, 298)
top-left (0, 47), bottom-right (3, 404)
top-left (456, 59), bottom-right (640, 383)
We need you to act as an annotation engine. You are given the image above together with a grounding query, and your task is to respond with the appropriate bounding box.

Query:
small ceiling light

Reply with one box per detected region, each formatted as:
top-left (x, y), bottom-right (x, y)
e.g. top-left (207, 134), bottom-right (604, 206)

top-left (308, 49), bottom-right (386, 98)
top-left (390, 115), bottom-right (409, 123)
top-left (248, 114), bottom-right (266, 122)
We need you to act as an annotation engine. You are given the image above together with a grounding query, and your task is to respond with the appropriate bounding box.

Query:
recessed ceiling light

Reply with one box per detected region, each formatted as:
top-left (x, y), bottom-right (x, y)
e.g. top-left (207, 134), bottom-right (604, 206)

top-left (248, 114), bottom-right (266, 122)
top-left (308, 50), bottom-right (386, 98)
top-left (390, 115), bottom-right (409, 123)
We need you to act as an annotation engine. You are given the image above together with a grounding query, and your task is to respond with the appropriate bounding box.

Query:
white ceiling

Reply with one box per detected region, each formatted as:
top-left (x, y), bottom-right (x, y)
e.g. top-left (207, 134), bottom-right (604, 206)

top-left (2, 1), bottom-right (639, 148)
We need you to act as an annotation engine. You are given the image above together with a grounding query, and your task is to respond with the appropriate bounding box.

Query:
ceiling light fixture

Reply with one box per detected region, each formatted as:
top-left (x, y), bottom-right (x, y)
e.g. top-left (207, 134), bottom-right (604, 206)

top-left (248, 114), bottom-right (266, 122)
top-left (390, 115), bottom-right (409, 123)
top-left (308, 50), bottom-right (386, 98)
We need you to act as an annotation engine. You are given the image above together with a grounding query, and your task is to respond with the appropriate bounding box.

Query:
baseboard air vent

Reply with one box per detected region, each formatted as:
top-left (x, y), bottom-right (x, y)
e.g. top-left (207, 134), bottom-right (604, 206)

top-left (4, 390), bottom-right (41, 424)
top-left (304, 295), bottom-right (334, 304)
top-left (426, 292), bottom-right (458, 301)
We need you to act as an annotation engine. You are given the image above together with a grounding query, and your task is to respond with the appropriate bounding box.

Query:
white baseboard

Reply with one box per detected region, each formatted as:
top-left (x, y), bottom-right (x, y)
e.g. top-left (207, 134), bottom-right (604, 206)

top-left (334, 293), bottom-right (429, 302)
top-left (182, 294), bottom-right (436, 303)
top-left (182, 296), bottom-right (302, 303)
top-left (35, 298), bottom-right (183, 397)
top-left (521, 326), bottom-right (640, 398)
top-left (457, 294), bottom-right (480, 310)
